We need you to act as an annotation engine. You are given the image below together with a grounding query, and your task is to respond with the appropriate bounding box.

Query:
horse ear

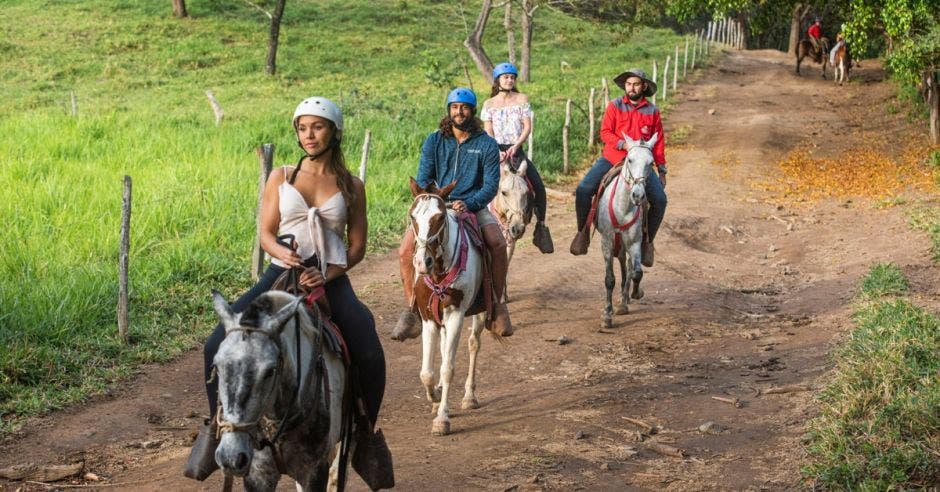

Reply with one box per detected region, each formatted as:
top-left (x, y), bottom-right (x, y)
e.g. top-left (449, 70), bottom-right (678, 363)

top-left (622, 133), bottom-right (639, 151)
top-left (516, 159), bottom-right (528, 177)
top-left (409, 177), bottom-right (423, 197)
top-left (212, 290), bottom-right (236, 326)
top-left (438, 181), bottom-right (458, 200)
top-left (265, 296), bottom-right (301, 334)
top-left (645, 132), bottom-right (659, 149)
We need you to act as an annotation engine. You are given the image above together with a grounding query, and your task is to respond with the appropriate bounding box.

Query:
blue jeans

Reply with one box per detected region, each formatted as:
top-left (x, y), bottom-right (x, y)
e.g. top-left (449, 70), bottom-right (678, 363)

top-left (575, 156), bottom-right (667, 242)
top-left (203, 264), bottom-right (386, 425)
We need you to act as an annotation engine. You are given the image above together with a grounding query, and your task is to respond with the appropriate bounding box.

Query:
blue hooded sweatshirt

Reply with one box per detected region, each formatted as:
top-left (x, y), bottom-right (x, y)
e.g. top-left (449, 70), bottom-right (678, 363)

top-left (416, 129), bottom-right (500, 213)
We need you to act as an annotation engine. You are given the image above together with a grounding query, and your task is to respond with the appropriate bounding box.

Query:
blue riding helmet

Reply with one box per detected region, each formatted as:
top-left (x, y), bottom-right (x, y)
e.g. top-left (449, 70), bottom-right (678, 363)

top-left (492, 62), bottom-right (518, 80)
top-left (446, 87), bottom-right (477, 108)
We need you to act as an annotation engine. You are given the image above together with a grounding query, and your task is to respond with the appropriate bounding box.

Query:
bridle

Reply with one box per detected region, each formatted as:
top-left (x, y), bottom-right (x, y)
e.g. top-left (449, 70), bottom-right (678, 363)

top-left (412, 194), bottom-right (455, 274)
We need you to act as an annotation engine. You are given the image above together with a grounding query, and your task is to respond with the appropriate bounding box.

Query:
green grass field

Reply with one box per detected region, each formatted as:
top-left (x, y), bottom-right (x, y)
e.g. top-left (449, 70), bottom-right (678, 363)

top-left (0, 0), bottom-right (707, 430)
top-left (803, 263), bottom-right (940, 489)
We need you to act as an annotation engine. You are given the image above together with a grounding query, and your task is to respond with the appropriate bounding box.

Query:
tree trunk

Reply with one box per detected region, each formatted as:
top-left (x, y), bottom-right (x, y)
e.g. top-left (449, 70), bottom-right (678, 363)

top-left (788, 3), bottom-right (810, 56)
top-left (172, 0), bottom-right (187, 18)
top-left (926, 69), bottom-right (939, 145)
top-left (265, 0), bottom-right (287, 76)
top-left (519, 0), bottom-right (537, 82)
top-left (504, 1), bottom-right (515, 65)
top-left (465, 0), bottom-right (496, 85)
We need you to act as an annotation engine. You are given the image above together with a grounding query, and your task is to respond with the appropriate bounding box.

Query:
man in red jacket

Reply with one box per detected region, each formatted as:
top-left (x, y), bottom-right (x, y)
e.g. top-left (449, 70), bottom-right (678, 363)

top-left (808, 17), bottom-right (822, 51)
top-left (570, 68), bottom-right (667, 265)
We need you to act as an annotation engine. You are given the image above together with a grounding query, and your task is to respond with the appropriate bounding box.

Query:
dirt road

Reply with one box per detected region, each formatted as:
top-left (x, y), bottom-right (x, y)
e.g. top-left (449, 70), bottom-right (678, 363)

top-left (3, 49), bottom-right (937, 491)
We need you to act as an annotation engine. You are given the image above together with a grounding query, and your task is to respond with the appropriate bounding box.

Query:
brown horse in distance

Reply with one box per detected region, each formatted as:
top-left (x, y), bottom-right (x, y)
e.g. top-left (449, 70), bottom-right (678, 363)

top-left (796, 37), bottom-right (830, 79)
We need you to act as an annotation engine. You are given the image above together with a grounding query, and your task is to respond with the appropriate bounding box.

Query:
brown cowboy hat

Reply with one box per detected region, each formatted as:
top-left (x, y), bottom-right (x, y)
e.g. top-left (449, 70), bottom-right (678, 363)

top-left (613, 68), bottom-right (657, 97)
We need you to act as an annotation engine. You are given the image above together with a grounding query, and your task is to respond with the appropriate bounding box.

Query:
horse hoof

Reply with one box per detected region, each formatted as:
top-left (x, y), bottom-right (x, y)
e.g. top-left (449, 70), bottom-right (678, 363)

top-left (601, 317), bottom-right (612, 329)
top-left (615, 304), bottom-right (629, 315)
top-left (631, 287), bottom-right (644, 300)
top-left (431, 387), bottom-right (442, 403)
top-left (431, 419), bottom-right (451, 436)
top-left (461, 398), bottom-right (479, 410)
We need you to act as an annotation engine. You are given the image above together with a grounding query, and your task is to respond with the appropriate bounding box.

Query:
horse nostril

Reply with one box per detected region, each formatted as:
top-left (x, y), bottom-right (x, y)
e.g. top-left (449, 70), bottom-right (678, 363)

top-left (235, 452), bottom-right (249, 471)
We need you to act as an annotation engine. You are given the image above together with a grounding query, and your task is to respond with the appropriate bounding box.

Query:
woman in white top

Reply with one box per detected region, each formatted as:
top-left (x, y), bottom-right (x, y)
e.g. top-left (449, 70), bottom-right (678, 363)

top-left (480, 62), bottom-right (554, 253)
top-left (185, 97), bottom-right (392, 486)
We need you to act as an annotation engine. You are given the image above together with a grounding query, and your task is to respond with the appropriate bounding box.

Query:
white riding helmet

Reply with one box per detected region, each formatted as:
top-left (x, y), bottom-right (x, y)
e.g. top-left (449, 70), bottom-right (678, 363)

top-left (292, 97), bottom-right (343, 140)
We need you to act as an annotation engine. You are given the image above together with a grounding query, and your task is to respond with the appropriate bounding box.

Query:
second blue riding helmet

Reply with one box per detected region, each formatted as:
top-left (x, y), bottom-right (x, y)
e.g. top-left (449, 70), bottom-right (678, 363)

top-left (446, 87), bottom-right (477, 108)
top-left (492, 62), bottom-right (518, 80)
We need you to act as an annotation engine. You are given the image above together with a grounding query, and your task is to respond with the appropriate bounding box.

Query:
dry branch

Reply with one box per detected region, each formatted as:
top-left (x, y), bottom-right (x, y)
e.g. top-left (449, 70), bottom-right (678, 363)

top-left (647, 442), bottom-right (686, 458)
top-left (711, 395), bottom-right (743, 408)
top-left (762, 384), bottom-right (812, 395)
top-left (0, 463), bottom-right (83, 481)
top-left (621, 417), bottom-right (657, 434)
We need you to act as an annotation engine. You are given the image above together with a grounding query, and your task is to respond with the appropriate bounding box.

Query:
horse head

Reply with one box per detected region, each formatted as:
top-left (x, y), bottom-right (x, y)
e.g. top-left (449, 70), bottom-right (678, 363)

top-left (211, 290), bottom-right (300, 477)
top-left (621, 132), bottom-right (658, 207)
top-left (495, 162), bottom-right (532, 240)
top-left (409, 177), bottom-right (457, 276)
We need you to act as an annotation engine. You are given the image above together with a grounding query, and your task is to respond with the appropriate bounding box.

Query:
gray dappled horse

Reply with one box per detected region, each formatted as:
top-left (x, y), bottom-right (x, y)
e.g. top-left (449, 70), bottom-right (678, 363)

top-left (596, 134), bottom-right (658, 329)
top-left (489, 160), bottom-right (533, 302)
top-left (212, 290), bottom-right (348, 491)
top-left (408, 178), bottom-right (487, 436)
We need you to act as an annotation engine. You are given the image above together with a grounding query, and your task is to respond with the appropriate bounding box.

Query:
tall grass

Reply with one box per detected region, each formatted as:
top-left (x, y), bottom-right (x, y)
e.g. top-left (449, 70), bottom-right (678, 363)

top-left (803, 264), bottom-right (940, 489)
top-left (0, 0), bottom-right (706, 429)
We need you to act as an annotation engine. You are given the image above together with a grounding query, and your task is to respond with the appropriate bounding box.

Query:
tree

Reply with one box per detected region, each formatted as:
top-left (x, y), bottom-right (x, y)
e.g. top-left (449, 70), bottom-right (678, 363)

top-left (171, 0), bottom-right (187, 18)
top-left (519, 0), bottom-right (539, 81)
top-left (465, 0), bottom-right (498, 86)
top-left (844, 0), bottom-right (940, 143)
top-left (265, 0), bottom-right (287, 76)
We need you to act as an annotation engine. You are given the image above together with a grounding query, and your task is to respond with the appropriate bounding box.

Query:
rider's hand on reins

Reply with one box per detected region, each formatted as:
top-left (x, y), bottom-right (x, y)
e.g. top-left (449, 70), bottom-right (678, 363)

top-left (450, 200), bottom-right (468, 213)
top-left (275, 234), bottom-right (303, 268)
top-left (299, 268), bottom-right (325, 288)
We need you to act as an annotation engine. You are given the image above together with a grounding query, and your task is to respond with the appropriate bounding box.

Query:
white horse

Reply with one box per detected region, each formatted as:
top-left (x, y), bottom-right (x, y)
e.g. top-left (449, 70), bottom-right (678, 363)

top-left (489, 160), bottom-right (532, 302)
top-left (211, 290), bottom-right (349, 491)
top-left (595, 133), bottom-right (658, 329)
top-left (408, 178), bottom-right (487, 436)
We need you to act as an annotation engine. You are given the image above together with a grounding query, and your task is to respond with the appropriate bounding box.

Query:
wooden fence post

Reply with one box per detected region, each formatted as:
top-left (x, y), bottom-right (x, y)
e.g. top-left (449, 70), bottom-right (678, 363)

top-left (651, 60), bottom-right (658, 105)
top-left (588, 87), bottom-right (595, 147)
top-left (118, 175), bottom-right (132, 344)
top-left (70, 91), bottom-right (77, 116)
top-left (683, 37), bottom-right (689, 78)
top-left (673, 45), bottom-right (679, 90)
top-left (359, 129), bottom-right (371, 183)
top-left (691, 33), bottom-right (698, 71)
top-left (251, 144), bottom-right (274, 281)
top-left (662, 55), bottom-right (670, 101)
top-left (601, 77), bottom-right (609, 104)
top-left (562, 99), bottom-right (571, 174)
top-left (206, 90), bottom-right (224, 126)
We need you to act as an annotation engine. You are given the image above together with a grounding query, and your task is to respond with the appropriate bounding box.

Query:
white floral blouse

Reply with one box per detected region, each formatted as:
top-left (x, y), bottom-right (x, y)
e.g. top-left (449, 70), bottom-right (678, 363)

top-left (480, 103), bottom-right (532, 146)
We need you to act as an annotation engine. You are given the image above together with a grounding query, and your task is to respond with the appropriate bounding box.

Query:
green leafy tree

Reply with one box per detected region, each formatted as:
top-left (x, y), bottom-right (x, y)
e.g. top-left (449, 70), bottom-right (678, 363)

top-left (844, 0), bottom-right (940, 143)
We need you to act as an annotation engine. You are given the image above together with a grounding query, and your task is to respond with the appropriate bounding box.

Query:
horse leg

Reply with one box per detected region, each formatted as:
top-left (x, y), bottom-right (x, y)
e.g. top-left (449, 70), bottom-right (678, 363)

top-left (602, 248), bottom-right (615, 329)
top-left (630, 239), bottom-right (644, 300)
top-left (420, 321), bottom-right (440, 406)
top-left (432, 311), bottom-right (463, 436)
top-left (504, 237), bottom-right (516, 303)
top-left (462, 313), bottom-right (485, 410)
top-left (796, 54), bottom-right (801, 74)
top-left (615, 248), bottom-right (630, 315)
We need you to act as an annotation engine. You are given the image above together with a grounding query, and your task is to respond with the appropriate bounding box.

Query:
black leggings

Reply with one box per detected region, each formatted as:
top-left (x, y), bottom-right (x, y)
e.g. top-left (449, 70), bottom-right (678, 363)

top-left (203, 264), bottom-right (386, 425)
top-left (500, 144), bottom-right (547, 223)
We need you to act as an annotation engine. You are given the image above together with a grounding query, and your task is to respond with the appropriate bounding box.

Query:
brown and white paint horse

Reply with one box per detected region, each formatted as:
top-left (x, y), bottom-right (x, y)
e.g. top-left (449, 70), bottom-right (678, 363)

top-left (489, 160), bottom-right (533, 302)
top-left (407, 178), bottom-right (487, 436)
top-left (831, 38), bottom-right (852, 85)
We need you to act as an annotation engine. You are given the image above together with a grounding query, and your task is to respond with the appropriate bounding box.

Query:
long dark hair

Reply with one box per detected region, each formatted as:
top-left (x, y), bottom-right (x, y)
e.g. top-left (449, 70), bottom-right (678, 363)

top-left (438, 113), bottom-right (484, 138)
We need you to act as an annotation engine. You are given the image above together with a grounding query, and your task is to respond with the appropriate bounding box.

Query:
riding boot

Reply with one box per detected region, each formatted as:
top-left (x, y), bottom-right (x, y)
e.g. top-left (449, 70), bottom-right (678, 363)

top-left (532, 221), bottom-right (554, 254)
top-left (352, 427), bottom-right (395, 490)
top-left (487, 238), bottom-right (514, 337)
top-left (183, 418), bottom-right (219, 481)
top-left (391, 235), bottom-right (421, 341)
top-left (569, 227), bottom-right (590, 256)
top-left (641, 240), bottom-right (655, 267)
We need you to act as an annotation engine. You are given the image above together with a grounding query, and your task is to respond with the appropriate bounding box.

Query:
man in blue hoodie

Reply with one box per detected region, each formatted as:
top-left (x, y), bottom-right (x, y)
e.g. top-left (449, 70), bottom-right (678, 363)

top-left (391, 87), bottom-right (513, 340)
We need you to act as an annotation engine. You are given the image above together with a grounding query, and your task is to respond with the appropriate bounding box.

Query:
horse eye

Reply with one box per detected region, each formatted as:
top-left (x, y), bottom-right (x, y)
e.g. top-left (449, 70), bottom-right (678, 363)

top-left (261, 368), bottom-right (274, 380)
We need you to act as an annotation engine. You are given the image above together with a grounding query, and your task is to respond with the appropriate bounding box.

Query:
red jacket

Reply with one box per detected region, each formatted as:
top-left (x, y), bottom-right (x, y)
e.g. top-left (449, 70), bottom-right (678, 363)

top-left (808, 24), bottom-right (821, 39)
top-left (600, 96), bottom-right (666, 168)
